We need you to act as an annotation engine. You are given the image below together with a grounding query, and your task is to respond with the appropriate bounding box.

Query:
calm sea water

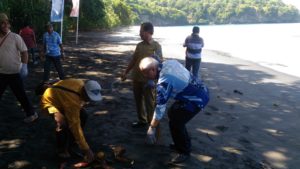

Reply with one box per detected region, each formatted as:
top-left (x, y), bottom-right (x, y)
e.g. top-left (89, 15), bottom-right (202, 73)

top-left (118, 23), bottom-right (300, 78)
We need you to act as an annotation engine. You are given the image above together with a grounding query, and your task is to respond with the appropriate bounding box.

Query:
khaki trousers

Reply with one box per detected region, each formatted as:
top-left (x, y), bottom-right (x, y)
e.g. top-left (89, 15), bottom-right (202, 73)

top-left (132, 81), bottom-right (155, 123)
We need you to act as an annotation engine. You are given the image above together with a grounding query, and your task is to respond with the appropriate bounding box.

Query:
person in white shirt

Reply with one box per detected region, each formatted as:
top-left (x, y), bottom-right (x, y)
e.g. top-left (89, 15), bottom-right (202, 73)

top-left (0, 13), bottom-right (38, 123)
top-left (183, 26), bottom-right (204, 78)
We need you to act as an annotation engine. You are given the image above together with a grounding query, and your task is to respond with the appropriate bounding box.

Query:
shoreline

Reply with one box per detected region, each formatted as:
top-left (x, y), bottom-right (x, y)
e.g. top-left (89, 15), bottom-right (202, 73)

top-left (202, 49), bottom-right (300, 83)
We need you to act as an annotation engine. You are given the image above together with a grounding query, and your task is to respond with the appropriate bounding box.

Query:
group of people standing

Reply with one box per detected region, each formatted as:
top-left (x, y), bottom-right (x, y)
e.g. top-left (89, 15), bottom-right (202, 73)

top-left (0, 12), bottom-right (209, 165)
top-left (0, 13), bottom-right (65, 122)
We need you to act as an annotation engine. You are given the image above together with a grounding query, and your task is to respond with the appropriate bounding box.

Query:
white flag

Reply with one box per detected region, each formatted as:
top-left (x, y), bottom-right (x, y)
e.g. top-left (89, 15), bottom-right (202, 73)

top-left (70, 0), bottom-right (80, 17)
top-left (51, 0), bottom-right (65, 22)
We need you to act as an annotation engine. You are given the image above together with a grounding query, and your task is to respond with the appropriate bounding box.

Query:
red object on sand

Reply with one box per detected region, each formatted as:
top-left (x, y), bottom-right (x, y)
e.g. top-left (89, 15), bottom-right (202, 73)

top-left (59, 162), bottom-right (67, 169)
top-left (73, 162), bottom-right (89, 168)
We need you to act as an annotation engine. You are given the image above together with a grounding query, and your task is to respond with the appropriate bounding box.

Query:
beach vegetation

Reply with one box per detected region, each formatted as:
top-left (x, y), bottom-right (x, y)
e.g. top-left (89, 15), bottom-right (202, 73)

top-left (0, 0), bottom-right (299, 35)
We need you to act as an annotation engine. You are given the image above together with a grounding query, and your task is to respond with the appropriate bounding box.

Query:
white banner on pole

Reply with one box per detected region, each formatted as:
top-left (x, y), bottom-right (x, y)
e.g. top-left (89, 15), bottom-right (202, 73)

top-left (70, 0), bottom-right (80, 17)
top-left (51, 0), bottom-right (65, 22)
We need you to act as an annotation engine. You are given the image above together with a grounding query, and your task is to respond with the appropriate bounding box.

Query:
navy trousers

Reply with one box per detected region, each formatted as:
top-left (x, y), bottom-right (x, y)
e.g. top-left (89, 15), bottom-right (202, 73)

top-left (185, 57), bottom-right (201, 78)
top-left (0, 73), bottom-right (35, 117)
top-left (168, 101), bottom-right (200, 155)
top-left (43, 55), bottom-right (65, 82)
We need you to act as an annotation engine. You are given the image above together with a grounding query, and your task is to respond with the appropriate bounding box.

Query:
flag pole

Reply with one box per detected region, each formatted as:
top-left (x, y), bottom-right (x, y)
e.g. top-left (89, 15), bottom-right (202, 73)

top-left (60, 0), bottom-right (65, 42)
top-left (75, 0), bottom-right (80, 44)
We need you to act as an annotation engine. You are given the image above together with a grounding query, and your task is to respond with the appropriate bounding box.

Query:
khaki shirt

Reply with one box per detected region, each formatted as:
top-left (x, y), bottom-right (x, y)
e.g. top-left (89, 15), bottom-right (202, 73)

top-left (41, 79), bottom-right (90, 150)
top-left (131, 40), bottom-right (162, 82)
top-left (0, 32), bottom-right (27, 74)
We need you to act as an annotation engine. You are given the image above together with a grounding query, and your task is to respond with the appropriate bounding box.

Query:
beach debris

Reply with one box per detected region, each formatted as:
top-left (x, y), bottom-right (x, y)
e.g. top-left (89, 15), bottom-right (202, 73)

top-left (208, 105), bottom-right (219, 111)
top-left (259, 160), bottom-right (273, 169)
top-left (204, 111), bottom-right (212, 116)
top-left (238, 137), bottom-right (254, 151)
top-left (97, 151), bottom-right (106, 160)
top-left (110, 145), bottom-right (126, 157)
top-left (109, 145), bottom-right (135, 167)
top-left (73, 162), bottom-right (89, 168)
top-left (59, 162), bottom-right (67, 169)
top-left (59, 145), bottom-right (133, 169)
top-left (110, 79), bottom-right (123, 92)
top-left (241, 125), bottom-right (250, 133)
top-left (215, 125), bottom-right (229, 132)
top-left (233, 89), bottom-right (243, 95)
top-left (206, 133), bottom-right (215, 142)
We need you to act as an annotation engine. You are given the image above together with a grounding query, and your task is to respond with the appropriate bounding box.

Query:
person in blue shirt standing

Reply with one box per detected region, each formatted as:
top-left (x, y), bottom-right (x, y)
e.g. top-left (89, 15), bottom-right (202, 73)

top-left (42, 23), bottom-right (65, 82)
top-left (139, 57), bottom-right (209, 164)
top-left (183, 26), bottom-right (204, 78)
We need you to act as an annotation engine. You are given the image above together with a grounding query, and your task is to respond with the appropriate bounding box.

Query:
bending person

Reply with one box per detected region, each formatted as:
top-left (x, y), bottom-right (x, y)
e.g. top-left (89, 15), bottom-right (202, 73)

top-left (139, 57), bottom-right (209, 164)
top-left (37, 78), bottom-right (102, 162)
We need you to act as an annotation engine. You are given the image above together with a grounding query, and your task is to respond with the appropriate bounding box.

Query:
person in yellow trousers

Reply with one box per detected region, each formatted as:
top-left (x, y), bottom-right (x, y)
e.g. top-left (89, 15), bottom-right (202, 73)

top-left (37, 78), bottom-right (102, 163)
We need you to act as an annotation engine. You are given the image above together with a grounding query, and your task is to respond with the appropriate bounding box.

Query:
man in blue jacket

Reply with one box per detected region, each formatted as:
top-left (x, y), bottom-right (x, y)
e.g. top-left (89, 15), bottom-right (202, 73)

top-left (139, 57), bottom-right (209, 164)
top-left (42, 23), bottom-right (65, 82)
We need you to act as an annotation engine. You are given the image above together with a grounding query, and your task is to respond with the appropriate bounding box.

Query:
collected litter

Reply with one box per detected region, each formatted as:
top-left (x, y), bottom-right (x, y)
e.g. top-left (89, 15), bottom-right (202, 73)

top-left (233, 89), bottom-right (243, 95)
top-left (60, 145), bottom-right (134, 169)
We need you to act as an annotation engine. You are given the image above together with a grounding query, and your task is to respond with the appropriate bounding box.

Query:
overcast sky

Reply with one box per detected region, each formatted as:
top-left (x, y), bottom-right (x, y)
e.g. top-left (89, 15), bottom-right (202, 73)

top-left (282, 0), bottom-right (300, 9)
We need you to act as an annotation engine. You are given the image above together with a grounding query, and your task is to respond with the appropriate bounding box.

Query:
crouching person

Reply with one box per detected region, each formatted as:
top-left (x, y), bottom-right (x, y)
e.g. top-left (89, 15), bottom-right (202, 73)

top-left (37, 78), bottom-right (102, 162)
top-left (139, 57), bottom-right (209, 164)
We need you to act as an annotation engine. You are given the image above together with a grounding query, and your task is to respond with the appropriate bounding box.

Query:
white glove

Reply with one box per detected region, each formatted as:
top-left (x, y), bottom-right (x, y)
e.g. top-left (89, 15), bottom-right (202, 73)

top-left (146, 126), bottom-right (157, 144)
top-left (20, 63), bottom-right (28, 78)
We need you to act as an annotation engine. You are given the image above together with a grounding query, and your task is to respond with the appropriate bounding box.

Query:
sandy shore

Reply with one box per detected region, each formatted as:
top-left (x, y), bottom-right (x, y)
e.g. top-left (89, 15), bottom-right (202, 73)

top-left (1, 30), bottom-right (300, 169)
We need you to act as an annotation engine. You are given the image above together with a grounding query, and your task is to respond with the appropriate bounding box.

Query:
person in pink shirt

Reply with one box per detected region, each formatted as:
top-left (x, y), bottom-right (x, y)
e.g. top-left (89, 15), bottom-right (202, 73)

top-left (19, 22), bottom-right (38, 65)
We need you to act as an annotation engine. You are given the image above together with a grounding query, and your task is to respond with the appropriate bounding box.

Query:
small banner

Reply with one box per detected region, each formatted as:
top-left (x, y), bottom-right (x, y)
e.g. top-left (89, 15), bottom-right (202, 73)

top-left (51, 0), bottom-right (65, 22)
top-left (70, 0), bottom-right (80, 17)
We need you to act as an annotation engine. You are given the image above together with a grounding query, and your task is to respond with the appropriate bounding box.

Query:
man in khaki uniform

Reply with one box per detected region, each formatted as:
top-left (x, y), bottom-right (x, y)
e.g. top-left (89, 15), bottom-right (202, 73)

top-left (121, 22), bottom-right (163, 127)
top-left (0, 13), bottom-right (37, 123)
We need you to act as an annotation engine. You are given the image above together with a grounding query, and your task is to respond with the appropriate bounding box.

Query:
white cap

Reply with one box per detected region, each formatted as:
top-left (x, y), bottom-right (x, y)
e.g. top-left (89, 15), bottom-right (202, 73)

top-left (84, 80), bottom-right (102, 102)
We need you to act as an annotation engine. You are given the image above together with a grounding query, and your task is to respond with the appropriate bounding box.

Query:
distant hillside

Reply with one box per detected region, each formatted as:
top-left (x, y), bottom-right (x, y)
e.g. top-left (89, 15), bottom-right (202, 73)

top-left (1, 0), bottom-right (299, 35)
top-left (126, 0), bottom-right (300, 25)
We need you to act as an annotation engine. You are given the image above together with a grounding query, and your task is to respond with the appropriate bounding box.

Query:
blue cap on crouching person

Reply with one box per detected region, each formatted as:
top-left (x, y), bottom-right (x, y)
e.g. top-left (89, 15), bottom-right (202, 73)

top-left (84, 80), bottom-right (102, 102)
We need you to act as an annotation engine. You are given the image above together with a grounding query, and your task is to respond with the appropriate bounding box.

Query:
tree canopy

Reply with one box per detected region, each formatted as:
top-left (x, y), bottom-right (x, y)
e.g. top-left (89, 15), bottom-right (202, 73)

top-left (0, 0), bottom-right (299, 37)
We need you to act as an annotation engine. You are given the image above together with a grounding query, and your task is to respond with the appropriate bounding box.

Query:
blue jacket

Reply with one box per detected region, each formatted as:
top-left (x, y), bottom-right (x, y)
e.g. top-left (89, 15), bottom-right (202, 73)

top-left (43, 31), bottom-right (62, 57)
top-left (153, 60), bottom-right (209, 120)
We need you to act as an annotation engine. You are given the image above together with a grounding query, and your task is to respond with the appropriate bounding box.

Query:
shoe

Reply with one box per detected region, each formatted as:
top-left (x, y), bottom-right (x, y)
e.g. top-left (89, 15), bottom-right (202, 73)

top-left (24, 112), bottom-right (38, 123)
top-left (169, 143), bottom-right (177, 151)
top-left (69, 145), bottom-right (84, 158)
top-left (58, 151), bottom-right (71, 159)
top-left (169, 153), bottom-right (190, 164)
top-left (131, 121), bottom-right (147, 128)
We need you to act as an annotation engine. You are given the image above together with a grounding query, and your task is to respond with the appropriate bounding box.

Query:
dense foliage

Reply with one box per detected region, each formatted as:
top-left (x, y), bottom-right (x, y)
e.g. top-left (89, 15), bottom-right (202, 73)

top-left (0, 0), bottom-right (135, 38)
top-left (0, 0), bottom-right (299, 37)
top-left (127, 0), bottom-right (300, 25)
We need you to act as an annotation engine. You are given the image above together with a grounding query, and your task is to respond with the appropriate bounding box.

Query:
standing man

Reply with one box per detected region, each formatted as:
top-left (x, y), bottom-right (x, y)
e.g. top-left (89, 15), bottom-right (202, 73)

top-left (19, 22), bottom-right (38, 65)
top-left (139, 57), bottom-right (209, 164)
top-left (38, 79), bottom-right (103, 162)
top-left (121, 22), bottom-right (162, 128)
top-left (42, 23), bottom-right (65, 82)
top-left (183, 26), bottom-right (204, 78)
top-left (0, 13), bottom-right (38, 123)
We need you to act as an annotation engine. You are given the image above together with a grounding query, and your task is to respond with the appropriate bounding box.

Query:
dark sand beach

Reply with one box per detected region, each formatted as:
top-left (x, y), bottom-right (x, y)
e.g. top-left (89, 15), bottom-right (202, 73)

top-left (1, 30), bottom-right (300, 169)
